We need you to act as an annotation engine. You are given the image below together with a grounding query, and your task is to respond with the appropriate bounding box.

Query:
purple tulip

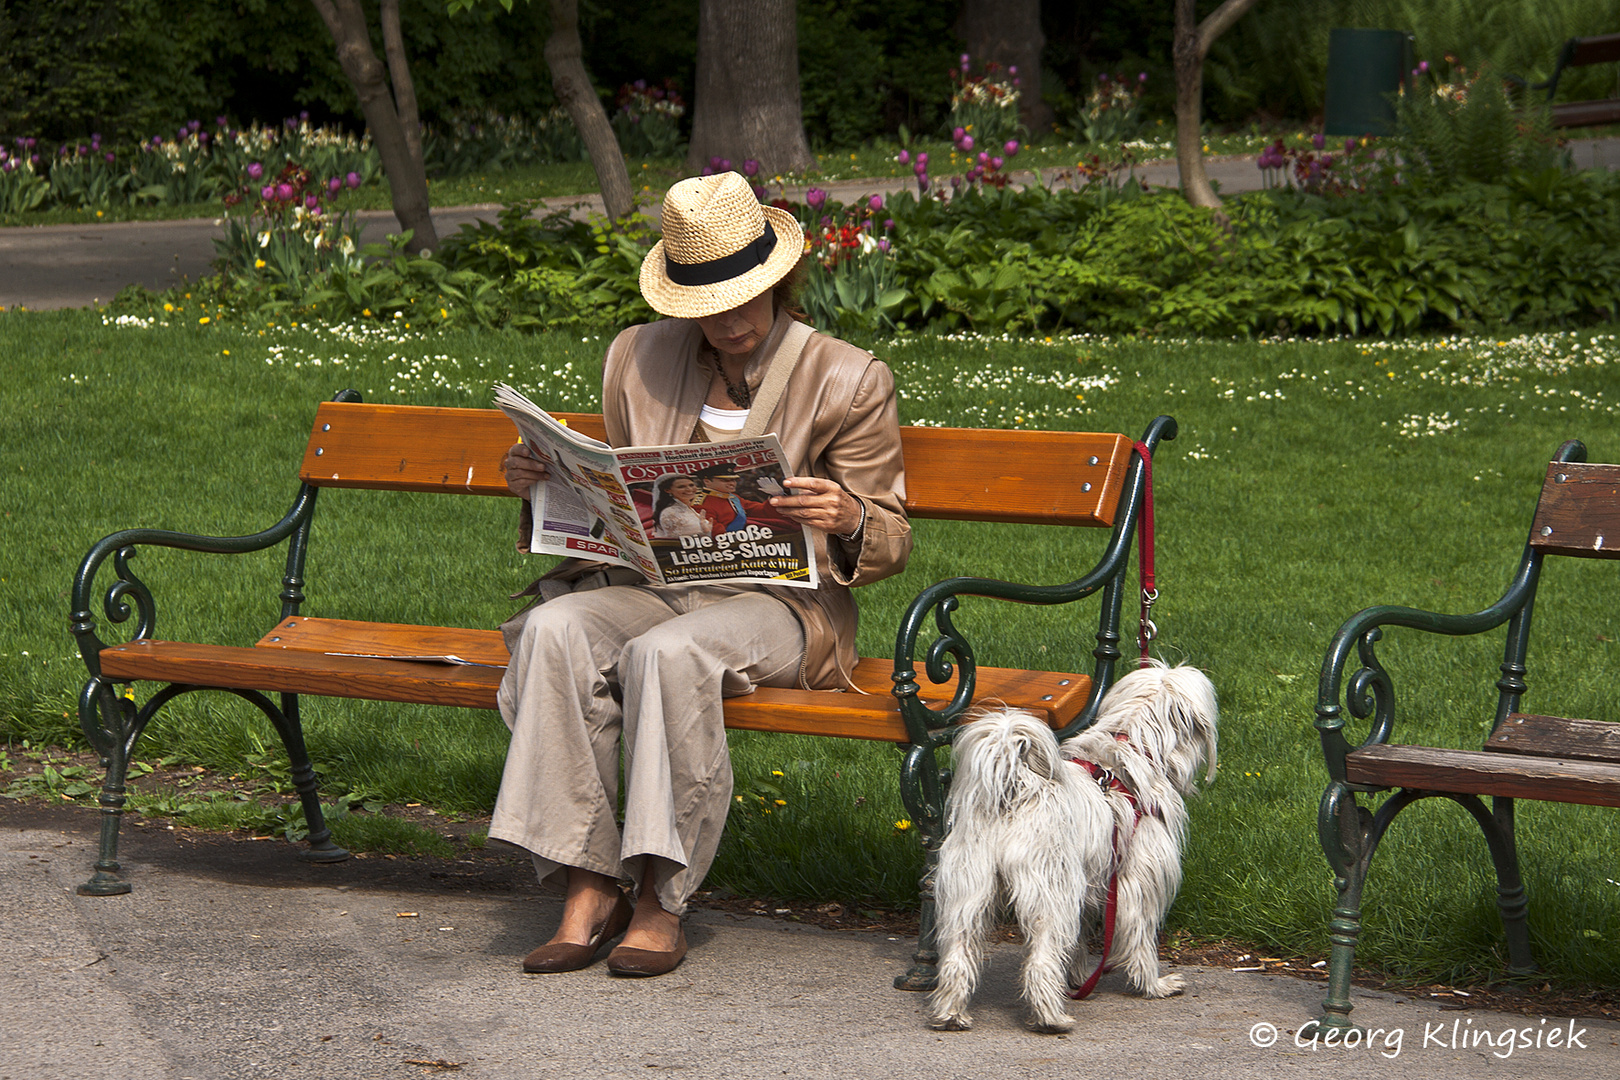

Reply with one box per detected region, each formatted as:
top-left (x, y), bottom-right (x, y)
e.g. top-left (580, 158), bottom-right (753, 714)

top-left (1012, 77), bottom-right (1021, 87)
top-left (1418, 60), bottom-right (1429, 73)
top-left (346, 172), bottom-right (361, 189)
top-left (917, 174), bottom-right (930, 193)
top-left (305, 194), bottom-right (319, 209)
top-left (701, 165), bottom-right (714, 176)
top-left (914, 161), bottom-right (927, 177)
top-left (820, 215), bottom-right (832, 227)
top-left (897, 149), bottom-right (910, 165)
top-left (960, 135), bottom-right (974, 151)
top-left (950, 175), bottom-right (962, 189)
top-left (1009, 65), bottom-right (1018, 76)
top-left (284, 117), bottom-right (297, 130)
top-left (718, 158), bottom-right (732, 173)
top-left (877, 238), bottom-right (891, 253)
top-left (1256, 154), bottom-right (1270, 171)
top-left (953, 127), bottom-right (965, 142)
top-left (1139, 72), bottom-right (1148, 83)
top-left (1003, 140), bottom-right (1019, 157)
top-left (151, 136), bottom-right (162, 147)
top-left (916, 152), bottom-right (928, 166)
top-left (1099, 73), bottom-right (1110, 83)
top-left (247, 162), bottom-right (263, 179)
top-left (709, 156), bottom-right (723, 170)
top-left (752, 184), bottom-right (768, 201)
top-left (960, 52), bottom-right (970, 68)
top-left (276, 182), bottom-right (294, 200)
top-left (1312, 132), bottom-right (1325, 150)
top-left (77, 144), bottom-right (88, 155)
top-left (216, 115), bottom-right (228, 127)
top-left (24, 137), bottom-right (35, 149)
top-left (299, 110), bottom-right (309, 122)
top-left (805, 187), bottom-right (827, 210)
top-left (188, 119), bottom-right (201, 132)
top-left (743, 158), bottom-right (759, 177)
top-left (29, 154), bottom-right (39, 166)
top-left (1, 161), bottom-right (11, 173)
top-left (991, 156), bottom-right (1004, 170)
top-left (634, 79), bottom-right (647, 90)
top-left (977, 151), bottom-right (990, 165)
top-left (329, 177), bottom-right (341, 193)
top-left (105, 151), bottom-right (115, 163)
top-left (178, 128), bottom-right (188, 141)
top-left (1345, 138), bottom-right (1357, 155)
top-left (261, 185), bottom-right (275, 200)
top-left (883, 218), bottom-right (894, 229)
top-left (868, 194), bottom-right (884, 211)
top-left (198, 132), bottom-right (209, 145)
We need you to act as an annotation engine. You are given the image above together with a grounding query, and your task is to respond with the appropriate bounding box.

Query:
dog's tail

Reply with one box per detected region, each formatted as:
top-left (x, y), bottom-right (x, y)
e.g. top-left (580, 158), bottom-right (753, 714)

top-left (947, 707), bottom-right (1065, 825)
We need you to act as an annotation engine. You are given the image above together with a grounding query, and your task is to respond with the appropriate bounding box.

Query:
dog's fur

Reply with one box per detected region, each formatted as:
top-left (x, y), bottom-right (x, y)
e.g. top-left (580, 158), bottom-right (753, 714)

top-left (928, 661), bottom-right (1219, 1033)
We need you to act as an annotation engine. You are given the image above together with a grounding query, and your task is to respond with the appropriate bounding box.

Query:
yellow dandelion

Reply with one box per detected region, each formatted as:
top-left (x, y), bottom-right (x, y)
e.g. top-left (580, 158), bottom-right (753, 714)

top-left (773, 799), bottom-right (787, 806)
top-left (221, 349), bottom-right (230, 356)
top-left (96, 210), bottom-right (103, 218)
top-left (771, 770), bottom-right (784, 777)
top-left (440, 308), bottom-right (449, 318)
top-left (163, 303), bottom-right (174, 312)
top-left (362, 308), bottom-right (371, 317)
top-left (198, 316), bottom-right (210, 325)
top-left (255, 258), bottom-right (266, 269)
top-left (894, 819), bottom-right (912, 831)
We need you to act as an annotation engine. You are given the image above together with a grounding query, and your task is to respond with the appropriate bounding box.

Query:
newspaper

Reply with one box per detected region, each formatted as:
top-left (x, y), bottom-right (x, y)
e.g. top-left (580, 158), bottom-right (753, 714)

top-left (494, 383), bottom-right (819, 589)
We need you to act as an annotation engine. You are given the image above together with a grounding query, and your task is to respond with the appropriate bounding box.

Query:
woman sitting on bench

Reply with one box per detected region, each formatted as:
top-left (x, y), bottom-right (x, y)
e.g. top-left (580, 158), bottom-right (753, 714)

top-left (495, 172), bottom-right (911, 977)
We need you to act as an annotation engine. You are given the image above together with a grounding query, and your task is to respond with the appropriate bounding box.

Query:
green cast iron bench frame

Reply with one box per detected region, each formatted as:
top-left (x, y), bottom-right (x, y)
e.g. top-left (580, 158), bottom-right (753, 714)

top-left (1510, 33), bottom-right (1620, 128)
top-left (1311, 440), bottom-right (1620, 1030)
top-left (69, 389), bottom-right (1175, 990)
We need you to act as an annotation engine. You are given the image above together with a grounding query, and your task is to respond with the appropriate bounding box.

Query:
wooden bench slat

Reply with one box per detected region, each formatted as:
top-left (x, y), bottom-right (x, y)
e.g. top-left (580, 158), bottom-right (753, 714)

top-left (1345, 743), bottom-right (1620, 807)
top-left (1528, 462), bottom-right (1620, 558)
top-left (102, 623), bottom-right (1093, 744)
top-left (1551, 99), bottom-right (1620, 128)
top-left (1484, 713), bottom-right (1620, 763)
top-left (296, 402), bottom-right (1133, 527)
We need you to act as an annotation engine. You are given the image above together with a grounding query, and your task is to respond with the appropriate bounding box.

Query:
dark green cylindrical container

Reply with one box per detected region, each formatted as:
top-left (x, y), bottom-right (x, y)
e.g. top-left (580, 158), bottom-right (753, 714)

top-left (1324, 28), bottom-right (1414, 136)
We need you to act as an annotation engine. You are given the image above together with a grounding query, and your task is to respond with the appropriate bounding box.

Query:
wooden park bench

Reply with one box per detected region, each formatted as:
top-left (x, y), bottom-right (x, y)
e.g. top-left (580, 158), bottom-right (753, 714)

top-left (70, 389), bottom-right (1174, 989)
top-left (1513, 33), bottom-right (1620, 128)
top-left (1310, 441), bottom-right (1620, 1029)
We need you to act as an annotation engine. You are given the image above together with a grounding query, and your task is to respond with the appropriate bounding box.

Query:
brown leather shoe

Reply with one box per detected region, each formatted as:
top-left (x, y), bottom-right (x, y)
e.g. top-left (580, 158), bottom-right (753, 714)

top-left (605, 927), bottom-right (688, 977)
top-left (522, 892), bottom-right (634, 974)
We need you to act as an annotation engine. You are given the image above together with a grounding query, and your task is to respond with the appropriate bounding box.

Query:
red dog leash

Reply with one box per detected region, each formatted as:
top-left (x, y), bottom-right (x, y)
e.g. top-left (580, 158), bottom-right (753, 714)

top-left (1065, 749), bottom-right (1145, 1001)
top-left (1132, 441), bottom-right (1156, 666)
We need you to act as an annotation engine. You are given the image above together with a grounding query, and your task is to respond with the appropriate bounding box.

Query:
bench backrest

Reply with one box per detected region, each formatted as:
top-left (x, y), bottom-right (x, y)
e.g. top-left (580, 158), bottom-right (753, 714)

top-left (1567, 33), bottom-right (1620, 69)
top-left (1528, 461), bottom-right (1620, 560)
top-left (296, 401), bottom-right (1134, 527)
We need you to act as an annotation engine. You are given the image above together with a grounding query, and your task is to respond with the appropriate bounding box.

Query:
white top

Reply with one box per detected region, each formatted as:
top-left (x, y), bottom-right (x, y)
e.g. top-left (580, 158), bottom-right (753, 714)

top-left (699, 403), bottom-right (749, 444)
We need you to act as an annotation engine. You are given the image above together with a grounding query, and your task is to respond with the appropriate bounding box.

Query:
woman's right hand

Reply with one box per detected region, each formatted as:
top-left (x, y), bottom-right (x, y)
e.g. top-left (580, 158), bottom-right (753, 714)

top-left (503, 442), bottom-right (550, 498)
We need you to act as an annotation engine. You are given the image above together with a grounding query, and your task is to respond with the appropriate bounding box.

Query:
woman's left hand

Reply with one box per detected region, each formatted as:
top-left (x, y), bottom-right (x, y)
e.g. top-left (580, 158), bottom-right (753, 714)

top-left (771, 477), bottom-right (862, 536)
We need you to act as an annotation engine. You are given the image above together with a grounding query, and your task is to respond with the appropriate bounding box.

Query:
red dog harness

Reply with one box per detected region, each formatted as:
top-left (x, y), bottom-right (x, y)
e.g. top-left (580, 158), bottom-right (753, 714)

top-left (1063, 736), bottom-right (1147, 1001)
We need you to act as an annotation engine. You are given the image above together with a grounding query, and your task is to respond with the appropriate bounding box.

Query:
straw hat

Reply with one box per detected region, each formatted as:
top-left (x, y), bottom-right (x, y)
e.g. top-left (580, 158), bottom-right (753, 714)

top-left (640, 172), bottom-right (803, 319)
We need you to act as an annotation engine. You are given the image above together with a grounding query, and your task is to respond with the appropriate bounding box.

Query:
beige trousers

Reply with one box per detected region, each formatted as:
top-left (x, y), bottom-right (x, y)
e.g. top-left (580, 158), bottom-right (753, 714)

top-left (490, 584), bottom-right (805, 916)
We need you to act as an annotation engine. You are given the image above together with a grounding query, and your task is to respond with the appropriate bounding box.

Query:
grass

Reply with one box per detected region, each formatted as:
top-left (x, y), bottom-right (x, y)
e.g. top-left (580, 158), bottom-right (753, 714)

top-left (2, 308), bottom-right (1618, 988)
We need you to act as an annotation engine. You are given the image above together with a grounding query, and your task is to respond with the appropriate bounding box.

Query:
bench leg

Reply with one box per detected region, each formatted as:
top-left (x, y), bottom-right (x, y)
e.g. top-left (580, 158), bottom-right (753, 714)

top-left (1312, 783), bottom-right (1424, 1031)
top-left (268, 694), bottom-right (349, 864)
top-left (77, 679), bottom-right (184, 895)
top-left (1455, 794), bottom-right (1536, 976)
top-left (895, 741), bottom-right (945, 991)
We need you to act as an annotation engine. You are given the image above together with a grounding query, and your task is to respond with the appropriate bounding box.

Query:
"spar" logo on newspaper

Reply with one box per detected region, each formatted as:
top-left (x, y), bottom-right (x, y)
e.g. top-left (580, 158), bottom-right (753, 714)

top-left (566, 538), bottom-right (618, 557)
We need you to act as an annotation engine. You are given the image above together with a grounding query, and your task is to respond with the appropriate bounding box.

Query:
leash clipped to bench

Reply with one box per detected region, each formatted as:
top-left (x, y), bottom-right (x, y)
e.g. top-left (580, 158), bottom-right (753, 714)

top-left (1133, 440), bottom-right (1157, 666)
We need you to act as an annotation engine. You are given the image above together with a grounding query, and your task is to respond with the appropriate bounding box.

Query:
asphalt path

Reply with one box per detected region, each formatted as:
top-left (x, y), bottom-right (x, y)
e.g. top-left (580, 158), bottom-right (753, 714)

top-left (4, 138), bottom-right (1613, 313)
top-left (3, 802), bottom-right (1616, 1080)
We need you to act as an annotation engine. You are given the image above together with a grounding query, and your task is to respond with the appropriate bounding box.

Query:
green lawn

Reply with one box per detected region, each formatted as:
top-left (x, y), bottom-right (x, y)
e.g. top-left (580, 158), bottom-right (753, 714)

top-left (2, 308), bottom-right (1617, 988)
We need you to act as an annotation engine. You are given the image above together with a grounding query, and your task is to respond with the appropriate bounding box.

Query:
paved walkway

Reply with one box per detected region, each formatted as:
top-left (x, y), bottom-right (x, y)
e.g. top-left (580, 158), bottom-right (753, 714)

top-left (3, 139), bottom-right (1613, 313)
top-left (3, 804), bottom-right (1615, 1080)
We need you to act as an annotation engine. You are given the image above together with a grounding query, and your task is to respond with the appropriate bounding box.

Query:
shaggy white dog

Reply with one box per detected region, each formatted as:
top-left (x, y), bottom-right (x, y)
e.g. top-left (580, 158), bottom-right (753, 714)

top-left (928, 661), bottom-right (1219, 1033)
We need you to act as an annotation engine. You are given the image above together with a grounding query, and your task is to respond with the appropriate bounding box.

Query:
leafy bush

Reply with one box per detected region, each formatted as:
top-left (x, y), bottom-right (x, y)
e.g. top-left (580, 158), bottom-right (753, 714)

top-left (1077, 71), bottom-right (1149, 147)
top-left (1393, 60), bottom-right (1563, 188)
top-left (610, 81), bottom-right (686, 160)
top-left (423, 109), bottom-right (586, 177)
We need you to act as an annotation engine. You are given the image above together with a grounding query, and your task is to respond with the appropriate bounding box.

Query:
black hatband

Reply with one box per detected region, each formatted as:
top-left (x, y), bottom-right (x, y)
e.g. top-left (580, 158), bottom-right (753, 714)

top-left (665, 223), bottom-right (778, 287)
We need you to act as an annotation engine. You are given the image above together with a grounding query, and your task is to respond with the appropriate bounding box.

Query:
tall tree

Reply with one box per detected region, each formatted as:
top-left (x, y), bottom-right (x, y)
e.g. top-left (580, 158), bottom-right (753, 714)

top-left (448, 0), bottom-right (634, 221)
top-left (310, 0), bottom-right (438, 250)
top-left (954, 0), bottom-right (1051, 136)
top-left (543, 0), bottom-right (634, 220)
top-left (1173, 0), bottom-right (1263, 209)
top-left (686, 0), bottom-right (814, 177)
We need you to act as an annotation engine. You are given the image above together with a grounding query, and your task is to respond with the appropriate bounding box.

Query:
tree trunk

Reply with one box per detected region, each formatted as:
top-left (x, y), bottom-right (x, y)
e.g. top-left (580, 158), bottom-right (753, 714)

top-left (954, 0), bottom-right (1051, 137)
top-left (1174, 0), bottom-right (1263, 209)
top-left (545, 0), bottom-right (635, 221)
top-left (687, 0), bottom-right (814, 177)
top-left (309, 0), bottom-right (437, 250)
top-left (378, 0), bottom-right (422, 172)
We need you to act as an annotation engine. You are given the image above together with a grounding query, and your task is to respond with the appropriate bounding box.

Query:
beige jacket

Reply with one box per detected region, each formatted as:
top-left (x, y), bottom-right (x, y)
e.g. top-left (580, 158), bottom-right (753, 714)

top-left (602, 312), bottom-right (911, 689)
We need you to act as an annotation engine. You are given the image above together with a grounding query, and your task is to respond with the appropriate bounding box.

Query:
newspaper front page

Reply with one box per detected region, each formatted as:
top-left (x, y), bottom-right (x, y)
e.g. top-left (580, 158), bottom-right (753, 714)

top-left (494, 383), bottom-right (819, 589)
